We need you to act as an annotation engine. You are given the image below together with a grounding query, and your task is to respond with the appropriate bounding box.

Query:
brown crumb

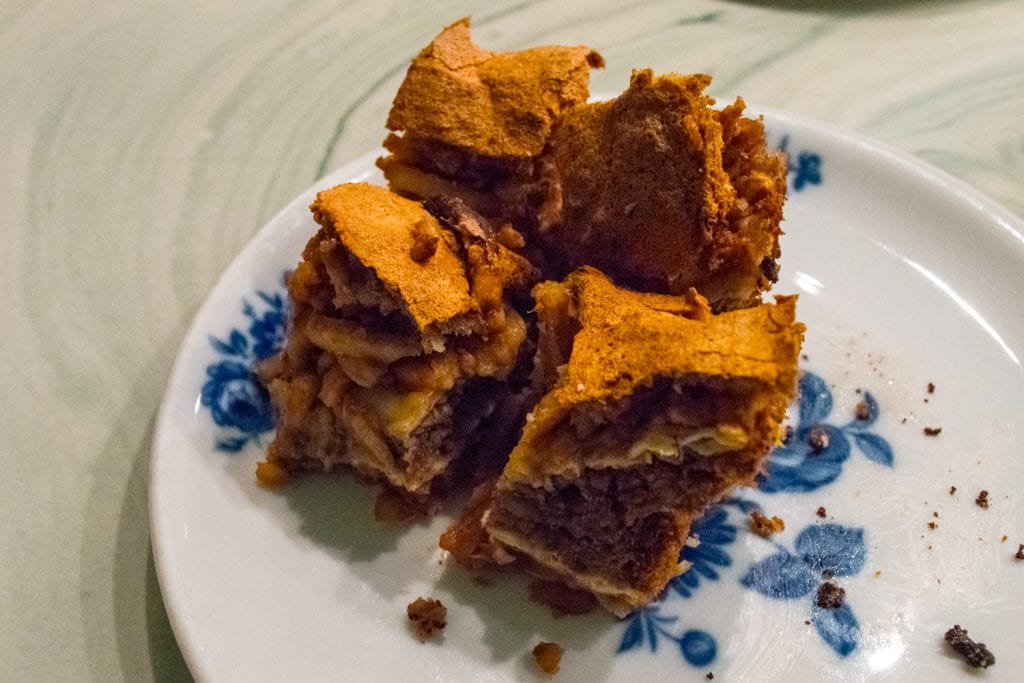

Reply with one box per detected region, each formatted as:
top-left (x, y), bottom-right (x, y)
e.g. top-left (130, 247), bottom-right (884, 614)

top-left (532, 642), bottom-right (564, 677)
top-left (928, 522), bottom-right (937, 530)
top-left (407, 597), bottom-right (447, 639)
top-left (750, 511), bottom-right (785, 538)
top-left (927, 382), bottom-right (935, 394)
top-left (706, 673), bottom-right (714, 680)
top-left (949, 486), bottom-right (957, 495)
top-left (933, 511), bottom-right (939, 518)
top-left (807, 426), bottom-right (830, 453)
top-left (816, 506), bottom-right (827, 518)
top-left (854, 400), bottom-right (871, 421)
top-left (1015, 544), bottom-right (1024, 560)
top-left (816, 581), bottom-right (845, 609)
top-left (1001, 535), bottom-right (1008, 543)
top-left (923, 426), bottom-right (942, 436)
top-left (874, 570), bottom-right (882, 577)
top-left (976, 490), bottom-right (990, 509)
top-left (255, 459), bottom-right (288, 487)
top-left (528, 580), bottom-right (597, 617)
top-left (804, 620), bottom-right (811, 625)
top-left (901, 417), bottom-right (908, 424)
top-left (944, 625), bottom-right (995, 669)
top-left (409, 218), bottom-right (440, 263)
top-left (801, 353), bottom-right (809, 361)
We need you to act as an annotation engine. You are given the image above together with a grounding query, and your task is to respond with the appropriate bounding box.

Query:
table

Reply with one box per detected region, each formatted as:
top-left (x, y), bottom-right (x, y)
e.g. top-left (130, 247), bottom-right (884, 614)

top-left (2, 1), bottom-right (1022, 679)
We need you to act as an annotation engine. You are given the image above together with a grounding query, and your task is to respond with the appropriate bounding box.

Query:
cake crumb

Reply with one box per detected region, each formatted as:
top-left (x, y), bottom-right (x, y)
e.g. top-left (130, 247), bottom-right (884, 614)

top-left (944, 625), bottom-right (995, 669)
top-left (923, 426), bottom-right (942, 436)
top-left (494, 223), bottom-right (526, 250)
top-left (816, 506), bottom-right (827, 518)
top-left (706, 673), bottom-right (714, 680)
top-left (874, 570), bottom-right (882, 577)
top-left (976, 490), bottom-right (990, 509)
top-left (255, 459), bottom-right (289, 487)
top-left (409, 218), bottom-right (440, 263)
top-left (532, 642), bottom-right (564, 677)
top-left (750, 511), bottom-right (785, 537)
top-left (816, 582), bottom-right (845, 609)
top-left (928, 522), bottom-right (937, 530)
top-left (933, 511), bottom-right (939, 518)
top-left (927, 382), bottom-right (935, 394)
top-left (854, 400), bottom-right (872, 421)
top-left (1015, 544), bottom-right (1024, 560)
top-left (407, 597), bottom-right (447, 639)
top-left (807, 426), bottom-right (829, 453)
top-left (901, 417), bottom-right (908, 424)
top-left (949, 486), bottom-right (957, 495)
top-left (1001, 535), bottom-right (1008, 543)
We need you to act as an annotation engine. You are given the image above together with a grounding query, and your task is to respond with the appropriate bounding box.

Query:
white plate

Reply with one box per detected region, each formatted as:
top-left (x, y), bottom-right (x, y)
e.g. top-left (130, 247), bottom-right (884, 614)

top-left (151, 110), bottom-right (1024, 682)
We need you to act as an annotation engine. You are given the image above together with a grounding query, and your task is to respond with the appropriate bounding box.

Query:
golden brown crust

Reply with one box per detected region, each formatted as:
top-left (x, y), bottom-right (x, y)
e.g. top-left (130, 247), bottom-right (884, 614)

top-left (310, 183), bottom-right (480, 335)
top-left (539, 69), bottom-right (786, 309)
top-left (386, 17), bottom-right (603, 159)
top-left (505, 268), bottom-right (804, 481)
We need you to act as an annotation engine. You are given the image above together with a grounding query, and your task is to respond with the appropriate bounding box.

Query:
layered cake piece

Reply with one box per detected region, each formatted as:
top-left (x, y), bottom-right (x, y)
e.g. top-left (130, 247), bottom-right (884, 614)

top-left (482, 268), bottom-right (803, 614)
top-left (378, 17), bottom-right (603, 226)
top-left (258, 183), bottom-right (537, 499)
top-left (534, 70), bottom-right (787, 310)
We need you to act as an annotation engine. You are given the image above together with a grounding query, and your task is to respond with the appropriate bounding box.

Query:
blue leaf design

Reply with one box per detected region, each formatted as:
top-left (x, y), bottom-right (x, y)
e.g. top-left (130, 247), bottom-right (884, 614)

top-left (798, 373), bottom-right (833, 426)
top-left (811, 604), bottom-right (860, 657)
top-left (229, 329), bottom-right (249, 355)
top-left (740, 552), bottom-right (817, 600)
top-left (216, 435), bottom-right (250, 452)
top-left (209, 335), bottom-right (240, 357)
top-left (679, 630), bottom-right (717, 667)
top-left (617, 614), bottom-right (644, 653)
top-left (853, 432), bottom-right (893, 467)
top-left (645, 611), bottom-right (658, 651)
top-left (796, 525), bottom-right (866, 577)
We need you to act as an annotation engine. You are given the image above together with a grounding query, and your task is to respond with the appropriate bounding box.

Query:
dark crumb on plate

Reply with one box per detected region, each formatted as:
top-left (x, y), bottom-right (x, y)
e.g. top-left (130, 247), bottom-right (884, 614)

top-left (928, 522), bottom-right (937, 530)
top-left (801, 353), bottom-right (809, 361)
top-left (407, 597), bottom-right (447, 639)
top-left (816, 506), bottom-right (827, 518)
top-left (874, 570), bottom-right (882, 577)
top-left (706, 673), bottom-right (714, 680)
top-left (923, 426), bottom-right (942, 436)
top-left (750, 511), bottom-right (785, 537)
top-left (807, 426), bottom-right (829, 453)
top-left (854, 400), bottom-right (872, 421)
top-left (532, 641), bottom-right (564, 677)
top-left (928, 382), bottom-right (936, 394)
top-left (804, 619), bottom-right (811, 625)
top-left (816, 581), bottom-right (845, 609)
top-left (933, 511), bottom-right (939, 518)
top-left (944, 625), bottom-right (995, 669)
top-left (1016, 544), bottom-right (1024, 560)
top-left (527, 579), bottom-right (597, 616)
top-left (901, 417), bottom-right (908, 424)
top-left (976, 490), bottom-right (990, 509)
top-left (949, 486), bottom-right (957, 495)
top-left (1001, 535), bottom-right (1007, 543)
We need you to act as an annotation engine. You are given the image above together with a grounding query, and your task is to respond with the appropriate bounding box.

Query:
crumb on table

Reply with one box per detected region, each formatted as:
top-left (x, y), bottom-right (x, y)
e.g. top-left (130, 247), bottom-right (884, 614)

top-left (976, 490), bottom-right (990, 509)
top-left (407, 597), bottom-right (447, 639)
top-left (532, 641), bottom-right (564, 677)
top-left (750, 511), bottom-right (785, 538)
top-left (944, 625), bottom-right (995, 669)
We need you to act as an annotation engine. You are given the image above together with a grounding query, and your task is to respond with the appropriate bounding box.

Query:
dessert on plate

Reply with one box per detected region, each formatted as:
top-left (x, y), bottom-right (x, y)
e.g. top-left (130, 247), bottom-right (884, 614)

top-left (258, 183), bottom-right (536, 499)
top-left (481, 268), bottom-right (803, 614)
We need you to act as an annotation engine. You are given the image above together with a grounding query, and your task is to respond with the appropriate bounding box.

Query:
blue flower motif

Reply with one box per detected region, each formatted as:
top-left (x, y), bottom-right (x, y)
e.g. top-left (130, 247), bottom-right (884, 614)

top-left (668, 502), bottom-right (744, 598)
top-left (618, 605), bottom-right (718, 668)
top-left (759, 372), bottom-right (893, 493)
top-left (777, 135), bottom-right (823, 192)
top-left (200, 280), bottom-right (288, 452)
top-left (740, 523), bottom-right (865, 657)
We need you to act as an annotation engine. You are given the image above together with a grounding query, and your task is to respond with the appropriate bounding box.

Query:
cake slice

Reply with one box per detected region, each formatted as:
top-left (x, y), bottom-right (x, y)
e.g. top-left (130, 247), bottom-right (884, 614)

top-left (482, 268), bottom-right (803, 614)
top-left (378, 17), bottom-right (603, 225)
top-left (259, 183), bottom-right (537, 500)
top-left (533, 69), bottom-right (787, 310)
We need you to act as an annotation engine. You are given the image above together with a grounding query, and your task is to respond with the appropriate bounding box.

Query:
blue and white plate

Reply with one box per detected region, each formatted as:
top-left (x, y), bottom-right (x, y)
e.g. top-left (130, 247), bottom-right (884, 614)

top-left (150, 110), bottom-right (1024, 681)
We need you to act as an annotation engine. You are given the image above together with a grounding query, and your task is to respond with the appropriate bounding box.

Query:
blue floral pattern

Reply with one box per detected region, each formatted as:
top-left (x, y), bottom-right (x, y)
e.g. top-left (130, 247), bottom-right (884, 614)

top-left (618, 606), bottom-right (718, 667)
top-left (200, 285), bottom-right (288, 452)
top-left (741, 523), bottom-right (866, 657)
top-left (759, 372), bottom-right (893, 493)
top-left (777, 135), bottom-right (823, 192)
top-left (667, 498), bottom-right (757, 599)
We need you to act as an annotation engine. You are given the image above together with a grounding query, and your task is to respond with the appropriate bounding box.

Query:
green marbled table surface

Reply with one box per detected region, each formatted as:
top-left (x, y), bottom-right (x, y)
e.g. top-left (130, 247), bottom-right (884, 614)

top-left (2, 0), bottom-right (1022, 680)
